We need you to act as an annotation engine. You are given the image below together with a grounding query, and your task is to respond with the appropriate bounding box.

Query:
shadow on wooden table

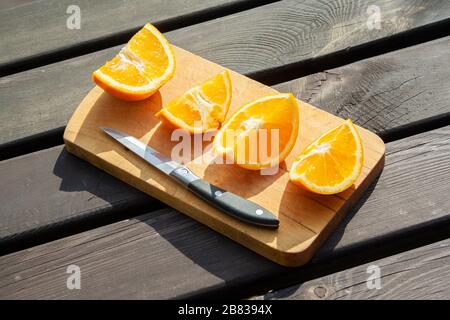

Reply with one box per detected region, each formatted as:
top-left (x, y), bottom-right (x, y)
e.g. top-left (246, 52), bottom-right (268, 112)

top-left (260, 177), bottom-right (379, 299)
top-left (134, 210), bottom-right (286, 286)
top-left (56, 85), bottom-right (381, 293)
top-left (52, 147), bottom-right (156, 225)
top-left (51, 144), bottom-right (378, 296)
top-left (53, 148), bottom-right (135, 202)
top-left (134, 177), bottom-right (378, 297)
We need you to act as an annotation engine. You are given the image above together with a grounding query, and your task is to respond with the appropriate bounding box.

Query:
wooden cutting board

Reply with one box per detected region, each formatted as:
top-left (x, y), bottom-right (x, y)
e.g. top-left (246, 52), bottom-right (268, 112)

top-left (64, 46), bottom-right (385, 267)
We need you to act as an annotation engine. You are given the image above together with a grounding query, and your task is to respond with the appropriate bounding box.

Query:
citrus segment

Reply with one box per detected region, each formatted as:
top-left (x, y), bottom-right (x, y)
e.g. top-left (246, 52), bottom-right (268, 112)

top-left (93, 23), bottom-right (175, 101)
top-left (156, 71), bottom-right (232, 133)
top-left (214, 93), bottom-right (300, 170)
top-left (289, 119), bottom-right (364, 194)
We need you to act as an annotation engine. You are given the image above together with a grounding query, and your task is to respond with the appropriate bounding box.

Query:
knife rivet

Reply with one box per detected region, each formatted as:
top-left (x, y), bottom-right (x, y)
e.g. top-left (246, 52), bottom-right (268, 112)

top-left (255, 209), bottom-right (264, 216)
top-left (179, 168), bottom-right (189, 175)
top-left (214, 191), bottom-right (222, 197)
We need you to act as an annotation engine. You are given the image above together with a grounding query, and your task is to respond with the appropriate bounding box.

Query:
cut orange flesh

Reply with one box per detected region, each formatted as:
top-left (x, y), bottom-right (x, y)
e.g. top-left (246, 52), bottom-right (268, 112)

top-left (214, 93), bottom-right (300, 170)
top-left (156, 71), bottom-right (232, 133)
top-left (289, 119), bottom-right (364, 195)
top-left (92, 23), bottom-right (175, 101)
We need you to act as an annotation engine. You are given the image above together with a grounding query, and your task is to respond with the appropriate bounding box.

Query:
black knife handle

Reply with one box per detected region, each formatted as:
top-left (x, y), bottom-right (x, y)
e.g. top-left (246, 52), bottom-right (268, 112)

top-left (170, 167), bottom-right (279, 228)
top-left (188, 180), bottom-right (279, 228)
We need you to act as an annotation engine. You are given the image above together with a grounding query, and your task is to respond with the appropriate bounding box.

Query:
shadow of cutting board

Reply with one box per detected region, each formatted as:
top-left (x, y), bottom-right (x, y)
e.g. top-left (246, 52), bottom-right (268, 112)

top-left (64, 46), bottom-right (385, 267)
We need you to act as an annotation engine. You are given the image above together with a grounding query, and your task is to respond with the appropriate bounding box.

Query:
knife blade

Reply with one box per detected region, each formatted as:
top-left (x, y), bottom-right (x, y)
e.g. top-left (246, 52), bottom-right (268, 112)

top-left (100, 127), bottom-right (279, 228)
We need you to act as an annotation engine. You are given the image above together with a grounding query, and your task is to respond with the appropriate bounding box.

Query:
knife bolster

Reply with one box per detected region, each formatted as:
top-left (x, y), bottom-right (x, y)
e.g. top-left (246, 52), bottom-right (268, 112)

top-left (169, 166), bottom-right (200, 186)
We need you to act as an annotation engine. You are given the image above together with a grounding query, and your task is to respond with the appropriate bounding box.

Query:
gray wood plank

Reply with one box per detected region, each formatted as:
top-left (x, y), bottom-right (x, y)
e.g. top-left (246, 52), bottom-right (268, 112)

top-left (0, 1), bottom-right (34, 11)
top-left (0, 0), bottom-right (249, 67)
top-left (0, 126), bottom-right (449, 299)
top-left (274, 37), bottom-right (450, 138)
top-left (173, 0), bottom-right (450, 76)
top-left (1, 0), bottom-right (450, 147)
top-left (0, 146), bottom-right (156, 254)
top-left (259, 238), bottom-right (450, 300)
top-left (2, 35), bottom-right (450, 257)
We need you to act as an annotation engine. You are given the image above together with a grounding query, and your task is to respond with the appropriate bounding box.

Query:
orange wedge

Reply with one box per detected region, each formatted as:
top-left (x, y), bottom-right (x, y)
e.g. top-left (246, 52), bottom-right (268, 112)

top-left (289, 119), bottom-right (364, 195)
top-left (93, 23), bottom-right (175, 101)
top-left (156, 71), bottom-right (232, 133)
top-left (214, 93), bottom-right (300, 170)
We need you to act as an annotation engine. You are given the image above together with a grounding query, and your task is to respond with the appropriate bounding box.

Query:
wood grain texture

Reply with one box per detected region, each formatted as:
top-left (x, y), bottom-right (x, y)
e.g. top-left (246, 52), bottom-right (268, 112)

top-left (0, 0), bottom-right (34, 11)
top-left (260, 239), bottom-right (450, 300)
top-left (63, 46), bottom-right (384, 266)
top-left (2, 0), bottom-right (450, 146)
top-left (274, 36), bottom-right (450, 136)
top-left (2, 35), bottom-right (449, 260)
top-left (172, 0), bottom-right (450, 75)
top-left (0, 0), bottom-right (243, 66)
top-left (310, 126), bottom-right (450, 261)
top-left (0, 125), bottom-right (448, 299)
top-left (0, 146), bottom-right (156, 253)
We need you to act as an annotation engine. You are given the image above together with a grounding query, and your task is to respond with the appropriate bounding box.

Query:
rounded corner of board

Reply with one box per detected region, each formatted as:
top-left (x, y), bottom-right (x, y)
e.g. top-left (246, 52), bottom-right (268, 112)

top-left (268, 242), bottom-right (318, 267)
top-left (371, 131), bottom-right (386, 154)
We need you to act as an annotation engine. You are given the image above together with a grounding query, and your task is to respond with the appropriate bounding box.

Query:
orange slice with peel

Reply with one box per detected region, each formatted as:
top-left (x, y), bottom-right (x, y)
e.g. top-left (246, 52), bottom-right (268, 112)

top-left (156, 71), bottom-right (232, 133)
top-left (93, 23), bottom-right (175, 101)
top-left (289, 119), bottom-right (364, 194)
top-left (214, 93), bottom-right (300, 170)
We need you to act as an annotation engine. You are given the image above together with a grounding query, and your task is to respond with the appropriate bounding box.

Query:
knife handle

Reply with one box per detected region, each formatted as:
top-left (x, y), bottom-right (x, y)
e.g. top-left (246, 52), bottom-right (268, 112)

top-left (170, 167), bottom-right (279, 228)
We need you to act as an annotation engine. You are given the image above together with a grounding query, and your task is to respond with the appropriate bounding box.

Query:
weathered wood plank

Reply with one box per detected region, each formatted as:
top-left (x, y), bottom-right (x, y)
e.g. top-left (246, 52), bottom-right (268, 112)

top-left (0, 0), bottom-right (255, 68)
top-left (1, 126), bottom-right (449, 299)
top-left (173, 0), bottom-right (450, 77)
top-left (0, 146), bottom-right (156, 254)
top-left (1, 0), bottom-right (450, 148)
top-left (0, 1), bottom-right (34, 11)
top-left (274, 37), bottom-right (450, 139)
top-left (260, 239), bottom-right (450, 300)
top-left (2, 35), bottom-right (450, 255)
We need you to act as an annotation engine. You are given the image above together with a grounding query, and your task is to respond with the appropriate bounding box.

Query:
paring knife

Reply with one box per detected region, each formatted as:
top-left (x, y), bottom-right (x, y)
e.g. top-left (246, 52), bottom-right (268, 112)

top-left (100, 127), bottom-right (279, 228)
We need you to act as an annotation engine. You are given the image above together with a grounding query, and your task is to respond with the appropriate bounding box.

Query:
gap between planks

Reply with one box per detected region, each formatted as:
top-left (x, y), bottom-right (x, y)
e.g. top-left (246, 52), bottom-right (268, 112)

top-left (2, 35), bottom-right (450, 255)
top-left (1, 1), bottom-right (450, 159)
top-left (256, 237), bottom-right (450, 300)
top-left (0, 126), bottom-right (449, 299)
top-left (0, 0), bottom-right (281, 77)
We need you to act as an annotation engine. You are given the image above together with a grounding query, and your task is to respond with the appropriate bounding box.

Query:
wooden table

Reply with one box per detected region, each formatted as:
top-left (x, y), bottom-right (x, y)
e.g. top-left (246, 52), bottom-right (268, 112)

top-left (1, 0), bottom-right (450, 300)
